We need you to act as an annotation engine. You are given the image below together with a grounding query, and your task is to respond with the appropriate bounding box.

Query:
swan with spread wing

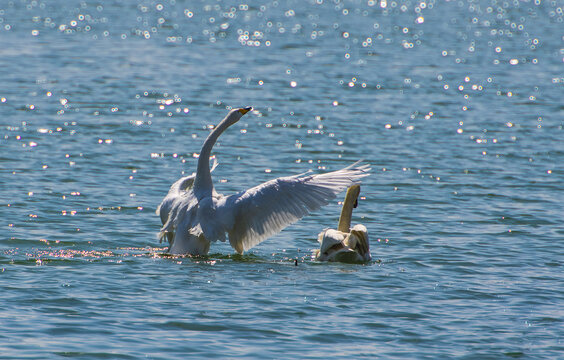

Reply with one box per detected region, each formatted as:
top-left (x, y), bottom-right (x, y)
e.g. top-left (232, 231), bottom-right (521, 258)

top-left (157, 107), bottom-right (370, 255)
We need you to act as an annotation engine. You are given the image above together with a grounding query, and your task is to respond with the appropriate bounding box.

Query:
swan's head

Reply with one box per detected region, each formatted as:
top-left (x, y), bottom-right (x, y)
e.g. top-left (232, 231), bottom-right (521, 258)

top-left (348, 184), bottom-right (361, 208)
top-left (238, 106), bottom-right (253, 114)
top-left (225, 106), bottom-right (253, 125)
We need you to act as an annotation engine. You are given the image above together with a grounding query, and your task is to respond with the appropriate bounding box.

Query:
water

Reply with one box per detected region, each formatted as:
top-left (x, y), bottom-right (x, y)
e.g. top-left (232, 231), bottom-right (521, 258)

top-left (1, 0), bottom-right (563, 358)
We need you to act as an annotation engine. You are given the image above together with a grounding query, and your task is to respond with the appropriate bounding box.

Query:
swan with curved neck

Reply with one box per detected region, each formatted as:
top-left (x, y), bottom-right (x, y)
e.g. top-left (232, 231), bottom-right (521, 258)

top-left (193, 107), bottom-right (251, 201)
top-left (315, 184), bottom-right (371, 262)
top-left (157, 107), bottom-right (371, 255)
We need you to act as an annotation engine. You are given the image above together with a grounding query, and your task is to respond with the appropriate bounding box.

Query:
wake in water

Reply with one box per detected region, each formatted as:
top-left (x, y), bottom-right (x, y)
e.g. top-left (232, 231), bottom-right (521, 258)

top-left (4, 246), bottom-right (382, 266)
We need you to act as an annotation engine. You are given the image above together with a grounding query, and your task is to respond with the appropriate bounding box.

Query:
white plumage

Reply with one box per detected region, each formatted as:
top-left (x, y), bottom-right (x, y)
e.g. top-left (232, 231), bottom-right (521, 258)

top-left (156, 107), bottom-right (371, 255)
top-left (315, 184), bottom-right (371, 262)
top-left (156, 158), bottom-right (218, 244)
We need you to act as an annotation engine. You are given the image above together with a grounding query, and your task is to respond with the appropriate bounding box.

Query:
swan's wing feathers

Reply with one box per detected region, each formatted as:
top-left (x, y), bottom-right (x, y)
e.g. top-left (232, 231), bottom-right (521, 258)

top-left (349, 224), bottom-right (370, 259)
top-left (156, 158), bottom-right (219, 226)
top-left (226, 162), bottom-right (370, 253)
top-left (156, 174), bottom-right (195, 226)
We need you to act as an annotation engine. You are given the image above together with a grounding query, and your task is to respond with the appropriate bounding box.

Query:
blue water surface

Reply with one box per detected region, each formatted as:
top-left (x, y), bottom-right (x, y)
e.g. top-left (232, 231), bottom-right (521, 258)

top-left (1, 0), bottom-right (563, 358)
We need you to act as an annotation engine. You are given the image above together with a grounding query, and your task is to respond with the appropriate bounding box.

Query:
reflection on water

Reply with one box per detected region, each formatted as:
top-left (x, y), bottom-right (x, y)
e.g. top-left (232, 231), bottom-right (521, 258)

top-left (1, 0), bottom-right (563, 358)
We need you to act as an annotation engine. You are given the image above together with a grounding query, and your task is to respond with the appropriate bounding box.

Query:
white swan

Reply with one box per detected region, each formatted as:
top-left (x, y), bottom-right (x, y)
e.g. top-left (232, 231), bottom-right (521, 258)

top-left (315, 184), bottom-right (371, 262)
top-left (156, 157), bottom-right (218, 243)
top-left (157, 107), bottom-right (370, 255)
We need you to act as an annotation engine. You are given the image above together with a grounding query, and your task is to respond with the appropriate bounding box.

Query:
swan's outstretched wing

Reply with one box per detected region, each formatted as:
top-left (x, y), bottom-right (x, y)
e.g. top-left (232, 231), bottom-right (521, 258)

top-left (223, 162), bottom-right (370, 253)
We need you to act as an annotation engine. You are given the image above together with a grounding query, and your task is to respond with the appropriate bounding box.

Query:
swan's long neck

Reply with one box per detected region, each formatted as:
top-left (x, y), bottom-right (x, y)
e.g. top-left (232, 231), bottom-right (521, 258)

top-left (193, 115), bottom-right (233, 200)
top-left (337, 185), bottom-right (361, 232)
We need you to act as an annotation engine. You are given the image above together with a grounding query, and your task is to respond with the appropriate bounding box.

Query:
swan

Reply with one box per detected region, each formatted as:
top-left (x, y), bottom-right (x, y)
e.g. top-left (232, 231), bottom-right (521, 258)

top-left (156, 107), bottom-right (370, 255)
top-left (156, 157), bottom-right (218, 243)
top-left (315, 184), bottom-right (371, 262)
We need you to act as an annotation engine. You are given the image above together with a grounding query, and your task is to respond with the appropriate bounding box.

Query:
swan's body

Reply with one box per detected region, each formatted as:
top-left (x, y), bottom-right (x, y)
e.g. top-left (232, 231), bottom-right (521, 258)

top-left (315, 184), bottom-right (371, 262)
top-left (157, 107), bottom-right (370, 255)
top-left (156, 158), bottom-right (218, 244)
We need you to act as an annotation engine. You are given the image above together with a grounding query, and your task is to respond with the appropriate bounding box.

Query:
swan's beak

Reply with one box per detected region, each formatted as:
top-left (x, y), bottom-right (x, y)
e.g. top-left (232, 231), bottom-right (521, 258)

top-left (238, 107), bottom-right (253, 115)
